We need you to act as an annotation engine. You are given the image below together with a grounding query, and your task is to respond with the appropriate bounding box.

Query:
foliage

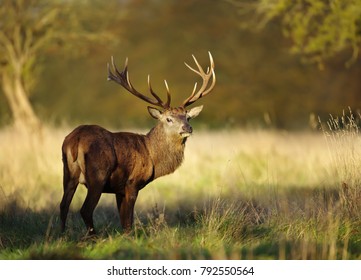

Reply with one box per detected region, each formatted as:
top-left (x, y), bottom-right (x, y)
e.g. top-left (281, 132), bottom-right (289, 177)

top-left (0, 0), bottom-right (118, 90)
top-left (0, 0), bottom-right (121, 129)
top-left (0, 0), bottom-right (361, 129)
top-left (234, 0), bottom-right (361, 66)
top-left (1, 0), bottom-right (64, 91)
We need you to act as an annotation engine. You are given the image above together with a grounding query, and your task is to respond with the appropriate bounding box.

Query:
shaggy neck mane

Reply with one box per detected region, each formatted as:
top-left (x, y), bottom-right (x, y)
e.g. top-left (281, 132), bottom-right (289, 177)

top-left (146, 124), bottom-right (186, 179)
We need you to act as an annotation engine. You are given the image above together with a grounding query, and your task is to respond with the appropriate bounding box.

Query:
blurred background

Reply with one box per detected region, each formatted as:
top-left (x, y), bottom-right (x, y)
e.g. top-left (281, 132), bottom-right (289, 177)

top-left (1, 0), bottom-right (361, 130)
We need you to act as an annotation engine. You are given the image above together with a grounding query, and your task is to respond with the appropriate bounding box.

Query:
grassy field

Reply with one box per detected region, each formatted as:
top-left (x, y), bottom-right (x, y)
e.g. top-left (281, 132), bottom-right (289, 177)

top-left (0, 116), bottom-right (361, 259)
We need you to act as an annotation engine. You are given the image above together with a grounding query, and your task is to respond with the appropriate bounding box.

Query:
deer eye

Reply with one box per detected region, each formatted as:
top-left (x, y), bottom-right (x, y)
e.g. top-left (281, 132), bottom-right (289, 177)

top-left (166, 117), bottom-right (173, 123)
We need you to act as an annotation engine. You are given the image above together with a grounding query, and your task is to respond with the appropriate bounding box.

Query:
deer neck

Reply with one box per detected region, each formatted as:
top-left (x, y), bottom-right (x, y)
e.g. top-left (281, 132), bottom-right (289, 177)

top-left (146, 124), bottom-right (186, 179)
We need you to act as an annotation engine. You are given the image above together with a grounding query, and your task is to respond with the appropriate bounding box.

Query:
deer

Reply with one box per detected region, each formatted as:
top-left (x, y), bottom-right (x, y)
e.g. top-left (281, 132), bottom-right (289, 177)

top-left (60, 52), bottom-right (216, 235)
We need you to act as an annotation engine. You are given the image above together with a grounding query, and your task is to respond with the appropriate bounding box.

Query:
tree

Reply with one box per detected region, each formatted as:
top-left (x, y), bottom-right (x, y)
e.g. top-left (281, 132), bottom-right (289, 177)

top-left (233, 0), bottom-right (361, 67)
top-left (0, 0), bottom-right (119, 132)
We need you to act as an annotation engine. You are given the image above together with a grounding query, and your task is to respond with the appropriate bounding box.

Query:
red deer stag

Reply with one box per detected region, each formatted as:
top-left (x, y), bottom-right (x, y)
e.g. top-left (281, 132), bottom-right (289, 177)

top-left (60, 52), bottom-right (216, 234)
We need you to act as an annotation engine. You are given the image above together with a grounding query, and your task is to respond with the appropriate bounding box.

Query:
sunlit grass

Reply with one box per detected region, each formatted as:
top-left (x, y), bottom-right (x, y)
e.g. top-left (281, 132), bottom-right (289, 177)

top-left (0, 118), bottom-right (361, 259)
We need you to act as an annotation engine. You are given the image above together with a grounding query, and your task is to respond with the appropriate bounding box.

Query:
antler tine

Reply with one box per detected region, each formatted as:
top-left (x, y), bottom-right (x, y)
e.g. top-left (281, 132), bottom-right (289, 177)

top-left (108, 57), bottom-right (171, 109)
top-left (147, 75), bottom-right (164, 104)
top-left (117, 56), bottom-right (127, 77)
top-left (182, 51), bottom-right (216, 108)
top-left (184, 55), bottom-right (203, 75)
top-left (164, 80), bottom-right (171, 108)
top-left (183, 82), bottom-right (198, 106)
top-left (107, 57), bottom-right (119, 82)
top-left (147, 75), bottom-right (172, 108)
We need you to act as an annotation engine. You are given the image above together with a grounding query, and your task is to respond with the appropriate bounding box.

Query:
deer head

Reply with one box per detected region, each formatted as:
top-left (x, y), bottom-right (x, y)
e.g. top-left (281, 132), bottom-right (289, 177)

top-left (107, 52), bottom-right (216, 138)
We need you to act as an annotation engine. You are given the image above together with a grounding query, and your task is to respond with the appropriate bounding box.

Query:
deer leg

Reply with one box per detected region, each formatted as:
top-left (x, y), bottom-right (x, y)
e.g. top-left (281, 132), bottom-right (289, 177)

top-left (120, 186), bottom-right (139, 232)
top-left (60, 179), bottom-right (79, 232)
top-left (115, 193), bottom-right (124, 225)
top-left (60, 160), bottom-right (79, 232)
top-left (80, 187), bottom-right (102, 235)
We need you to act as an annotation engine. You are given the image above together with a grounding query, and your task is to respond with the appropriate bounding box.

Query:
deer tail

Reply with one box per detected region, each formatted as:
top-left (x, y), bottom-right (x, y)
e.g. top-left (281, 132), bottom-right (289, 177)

top-left (62, 136), bottom-right (79, 164)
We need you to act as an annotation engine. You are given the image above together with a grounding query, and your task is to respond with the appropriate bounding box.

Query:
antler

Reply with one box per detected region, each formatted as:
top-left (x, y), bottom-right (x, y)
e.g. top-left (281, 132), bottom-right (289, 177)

top-left (182, 51), bottom-right (216, 108)
top-left (107, 56), bottom-right (171, 109)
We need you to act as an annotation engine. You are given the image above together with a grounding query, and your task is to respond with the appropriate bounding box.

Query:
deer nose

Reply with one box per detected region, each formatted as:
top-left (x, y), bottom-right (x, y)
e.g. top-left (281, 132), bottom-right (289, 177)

top-left (182, 124), bottom-right (193, 134)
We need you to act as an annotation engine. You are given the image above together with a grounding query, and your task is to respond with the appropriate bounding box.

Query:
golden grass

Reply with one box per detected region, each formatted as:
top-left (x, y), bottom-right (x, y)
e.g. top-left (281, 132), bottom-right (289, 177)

top-left (1, 119), bottom-right (361, 259)
top-left (0, 124), bottom-right (358, 213)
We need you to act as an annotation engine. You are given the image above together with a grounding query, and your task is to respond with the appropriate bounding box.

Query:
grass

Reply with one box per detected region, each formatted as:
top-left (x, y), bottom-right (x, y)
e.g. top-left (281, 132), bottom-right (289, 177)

top-left (0, 114), bottom-right (361, 259)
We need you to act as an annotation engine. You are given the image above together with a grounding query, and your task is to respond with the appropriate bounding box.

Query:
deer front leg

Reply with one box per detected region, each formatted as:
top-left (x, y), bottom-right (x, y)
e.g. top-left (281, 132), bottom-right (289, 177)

top-left (119, 186), bottom-right (139, 232)
top-left (115, 193), bottom-right (124, 227)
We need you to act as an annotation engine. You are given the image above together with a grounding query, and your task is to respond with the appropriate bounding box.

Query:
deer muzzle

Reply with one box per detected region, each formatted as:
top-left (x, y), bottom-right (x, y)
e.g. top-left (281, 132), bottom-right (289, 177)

top-left (181, 124), bottom-right (193, 138)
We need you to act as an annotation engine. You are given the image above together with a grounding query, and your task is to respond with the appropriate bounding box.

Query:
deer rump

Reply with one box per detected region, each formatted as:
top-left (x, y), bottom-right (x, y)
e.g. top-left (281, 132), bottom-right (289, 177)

top-left (62, 125), bottom-right (154, 196)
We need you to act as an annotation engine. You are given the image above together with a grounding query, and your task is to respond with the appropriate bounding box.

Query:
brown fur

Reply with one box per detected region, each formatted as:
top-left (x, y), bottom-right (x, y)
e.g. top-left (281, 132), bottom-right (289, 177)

top-left (60, 107), bottom-right (196, 234)
top-left (61, 53), bottom-right (214, 235)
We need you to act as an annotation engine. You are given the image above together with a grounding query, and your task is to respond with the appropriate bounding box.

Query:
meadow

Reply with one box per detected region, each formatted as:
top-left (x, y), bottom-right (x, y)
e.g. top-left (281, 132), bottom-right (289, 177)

top-left (0, 114), bottom-right (361, 259)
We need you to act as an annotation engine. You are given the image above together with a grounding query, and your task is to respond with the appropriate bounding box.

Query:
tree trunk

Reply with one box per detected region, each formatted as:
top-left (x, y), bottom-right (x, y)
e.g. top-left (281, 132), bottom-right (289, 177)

top-left (2, 72), bottom-right (42, 133)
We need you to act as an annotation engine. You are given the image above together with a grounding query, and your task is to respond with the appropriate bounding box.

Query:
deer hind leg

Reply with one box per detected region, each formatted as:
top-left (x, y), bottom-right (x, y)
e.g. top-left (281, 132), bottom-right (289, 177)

top-left (79, 162), bottom-right (110, 235)
top-left (80, 187), bottom-right (103, 235)
top-left (60, 179), bottom-right (79, 232)
top-left (60, 158), bottom-right (80, 232)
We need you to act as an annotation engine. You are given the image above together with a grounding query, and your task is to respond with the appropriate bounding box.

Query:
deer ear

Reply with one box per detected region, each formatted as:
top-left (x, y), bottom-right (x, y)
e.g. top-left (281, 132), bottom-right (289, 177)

top-left (147, 106), bottom-right (162, 119)
top-left (187, 105), bottom-right (203, 119)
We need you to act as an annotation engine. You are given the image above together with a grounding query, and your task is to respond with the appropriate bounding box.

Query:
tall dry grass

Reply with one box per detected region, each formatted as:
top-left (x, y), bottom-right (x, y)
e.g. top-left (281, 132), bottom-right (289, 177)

top-left (0, 126), bottom-right (65, 211)
top-left (0, 126), bottom-right (343, 210)
top-left (0, 117), bottom-right (360, 259)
